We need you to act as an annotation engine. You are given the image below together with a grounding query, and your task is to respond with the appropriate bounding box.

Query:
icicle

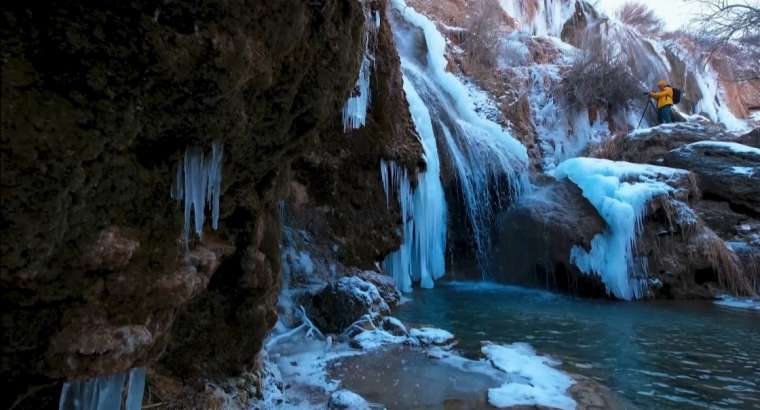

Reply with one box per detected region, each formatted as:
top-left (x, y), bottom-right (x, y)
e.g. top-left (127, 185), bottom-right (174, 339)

top-left (341, 0), bottom-right (379, 131)
top-left (59, 371), bottom-right (133, 410)
top-left (171, 142), bottom-right (224, 243)
top-left (125, 368), bottom-right (146, 410)
top-left (554, 158), bottom-right (688, 300)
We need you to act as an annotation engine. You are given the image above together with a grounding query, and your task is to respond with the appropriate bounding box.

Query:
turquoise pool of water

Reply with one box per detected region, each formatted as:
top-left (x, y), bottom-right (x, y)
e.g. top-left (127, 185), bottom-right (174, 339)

top-left (394, 282), bottom-right (760, 409)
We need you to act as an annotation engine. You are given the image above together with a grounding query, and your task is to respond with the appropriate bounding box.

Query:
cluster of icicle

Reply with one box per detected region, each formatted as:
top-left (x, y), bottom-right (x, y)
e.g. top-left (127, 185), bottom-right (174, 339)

top-left (389, 0), bottom-right (529, 275)
top-left (170, 142), bottom-right (224, 243)
top-left (554, 158), bottom-right (689, 300)
top-left (59, 368), bottom-right (145, 410)
top-left (341, 1), bottom-right (382, 131)
top-left (380, 156), bottom-right (447, 292)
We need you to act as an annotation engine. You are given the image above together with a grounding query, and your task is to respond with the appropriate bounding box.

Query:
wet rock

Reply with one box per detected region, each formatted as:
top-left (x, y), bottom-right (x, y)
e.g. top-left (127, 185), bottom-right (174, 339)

top-left (664, 141), bottom-right (760, 215)
top-left (304, 276), bottom-right (390, 334)
top-left (604, 121), bottom-right (736, 164)
top-left (736, 128), bottom-right (760, 148)
top-left (81, 226), bottom-right (140, 271)
top-left (492, 180), bottom-right (608, 297)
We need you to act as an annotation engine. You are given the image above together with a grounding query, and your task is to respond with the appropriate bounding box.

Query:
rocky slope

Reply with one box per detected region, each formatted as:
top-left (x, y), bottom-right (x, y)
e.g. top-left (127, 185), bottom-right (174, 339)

top-left (1, 0), bottom-right (423, 407)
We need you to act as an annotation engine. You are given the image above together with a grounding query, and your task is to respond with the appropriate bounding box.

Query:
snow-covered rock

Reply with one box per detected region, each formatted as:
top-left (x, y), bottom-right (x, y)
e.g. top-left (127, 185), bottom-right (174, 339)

top-left (665, 141), bottom-right (760, 215)
top-left (328, 390), bottom-right (371, 410)
top-left (409, 327), bottom-right (455, 346)
top-left (303, 276), bottom-right (390, 334)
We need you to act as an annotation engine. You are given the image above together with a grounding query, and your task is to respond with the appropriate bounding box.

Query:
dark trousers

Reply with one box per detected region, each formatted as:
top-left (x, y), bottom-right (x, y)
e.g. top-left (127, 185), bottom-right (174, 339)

top-left (657, 105), bottom-right (673, 124)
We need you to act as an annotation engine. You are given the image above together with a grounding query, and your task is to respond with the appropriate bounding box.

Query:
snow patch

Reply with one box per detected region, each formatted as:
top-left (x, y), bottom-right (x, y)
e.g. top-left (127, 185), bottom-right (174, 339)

top-left (686, 141), bottom-right (760, 156)
top-left (715, 296), bottom-right (760, 311)
top-left (483, 343), bottom-right (576, 410)
top-left (732, 166), bottom-right (756, 176)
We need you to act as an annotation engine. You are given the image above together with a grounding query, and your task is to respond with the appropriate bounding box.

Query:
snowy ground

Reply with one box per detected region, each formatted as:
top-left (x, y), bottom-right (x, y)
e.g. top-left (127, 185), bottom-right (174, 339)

top-left (254, 316), bottom-right (578, 409)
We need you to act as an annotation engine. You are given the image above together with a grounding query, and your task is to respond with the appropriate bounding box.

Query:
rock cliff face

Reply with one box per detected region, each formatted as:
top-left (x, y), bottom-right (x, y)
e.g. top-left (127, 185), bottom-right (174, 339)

top-left (1, 1), bottom-right (375, 407)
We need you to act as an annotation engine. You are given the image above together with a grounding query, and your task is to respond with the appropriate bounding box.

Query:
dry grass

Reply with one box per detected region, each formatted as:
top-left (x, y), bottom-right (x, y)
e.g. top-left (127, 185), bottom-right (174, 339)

top-left (591, 132), bottom-right (626, 160)
top-left (652, 196), bottom-right (756, 296)
top-left (702, 229), bottom-right (755, 296)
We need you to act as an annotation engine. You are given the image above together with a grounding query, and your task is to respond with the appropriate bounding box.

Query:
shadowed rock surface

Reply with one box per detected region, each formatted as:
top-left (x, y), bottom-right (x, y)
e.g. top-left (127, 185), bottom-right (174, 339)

top-left (1, 0), bottom-right (375, 407)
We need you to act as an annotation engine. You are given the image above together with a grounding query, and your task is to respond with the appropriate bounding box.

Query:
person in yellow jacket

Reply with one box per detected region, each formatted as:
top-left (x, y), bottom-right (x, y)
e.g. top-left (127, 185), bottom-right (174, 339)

top-left (649, 80), bottom-right (673, 124)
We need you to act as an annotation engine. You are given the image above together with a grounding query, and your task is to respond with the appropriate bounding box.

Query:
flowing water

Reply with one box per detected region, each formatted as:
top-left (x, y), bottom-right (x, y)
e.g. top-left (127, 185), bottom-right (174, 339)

top-left (394, 282), bottom-right (760, 409)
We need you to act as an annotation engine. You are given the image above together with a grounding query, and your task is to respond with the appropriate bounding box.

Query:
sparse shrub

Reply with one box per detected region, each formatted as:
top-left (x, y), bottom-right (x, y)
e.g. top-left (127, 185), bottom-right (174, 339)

top-left (463, 0), bottom-right (504, 68)
top-left (616, 2), bottom-right (664, 36)
top-left (556, 34), bottom-right (641, 113)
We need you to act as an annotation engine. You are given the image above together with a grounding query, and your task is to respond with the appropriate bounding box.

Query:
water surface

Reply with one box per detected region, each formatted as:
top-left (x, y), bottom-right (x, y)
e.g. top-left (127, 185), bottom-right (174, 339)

top-left (394, 281), bottom-right (760, 409)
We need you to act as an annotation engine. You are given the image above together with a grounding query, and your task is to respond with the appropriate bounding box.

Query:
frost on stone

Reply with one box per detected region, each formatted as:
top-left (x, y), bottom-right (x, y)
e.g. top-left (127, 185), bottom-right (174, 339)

top-left (59, 368), bottom-right (145, 410)
top-left (554, 158), bottom-right (688, 300)
top-left (170, 142), bottom-right (224, 243)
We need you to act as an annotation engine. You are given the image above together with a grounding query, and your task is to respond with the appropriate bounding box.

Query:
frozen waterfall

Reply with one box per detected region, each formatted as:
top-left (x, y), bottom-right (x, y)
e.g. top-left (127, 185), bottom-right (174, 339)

top-left (59, 368), bottom-right (145, 410)
top-left (389, 0), bottom-right (530, 275)
top-left (380, 67), bottom-right (448, 291)
top-left (170, 142), bottom-right (224, 242)
top-left (554, 158), bottom-right (689, 300)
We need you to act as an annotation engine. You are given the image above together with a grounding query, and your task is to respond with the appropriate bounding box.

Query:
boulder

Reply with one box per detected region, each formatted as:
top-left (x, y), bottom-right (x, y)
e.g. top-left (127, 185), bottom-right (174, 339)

top-left (304, 276), bottom-right (390, 334)
top-left (663, 141), bottom-right (760, 215)
top-left (604, 121), bottom-right (735, 164)
top-left (736, 128), bottom-right (760, 148)
top-left (492, 180), bottom-right (608, 296)
top-left (358, 270), bottom-right (402, 307)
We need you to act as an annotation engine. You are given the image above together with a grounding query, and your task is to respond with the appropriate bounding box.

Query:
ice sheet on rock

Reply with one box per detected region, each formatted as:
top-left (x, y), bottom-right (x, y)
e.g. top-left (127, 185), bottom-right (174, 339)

top-left (554, 158), bottom-right (688, 300)
top-left (685, 141), bottom-right (760, 156)
top-left (170, 142), bottom-right (224, 242)
top-left (483, 343), bottom-right (576, 410)
top-left (715, 296), bottom-right (760, 311)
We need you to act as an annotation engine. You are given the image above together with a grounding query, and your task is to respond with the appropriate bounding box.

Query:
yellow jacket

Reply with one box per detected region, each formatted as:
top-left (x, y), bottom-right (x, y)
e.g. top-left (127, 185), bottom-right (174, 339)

top-left (650, 87), bottom-right (673, 108)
